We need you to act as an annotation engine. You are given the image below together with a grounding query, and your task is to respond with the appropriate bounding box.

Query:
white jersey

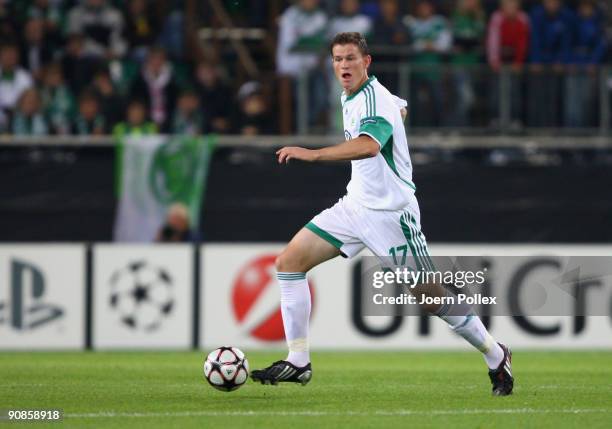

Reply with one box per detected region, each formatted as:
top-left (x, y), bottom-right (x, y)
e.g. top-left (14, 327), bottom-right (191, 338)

top-left (341, 76), bottom-right (415, 211)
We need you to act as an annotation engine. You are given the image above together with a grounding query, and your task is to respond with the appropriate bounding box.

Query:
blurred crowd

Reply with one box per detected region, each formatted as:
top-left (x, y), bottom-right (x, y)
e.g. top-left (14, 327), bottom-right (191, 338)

top-left (279, 0), bottom-right (611, 129)
top-left (0, 0), bottom-right (611, 137)
top-left (0, 0), bottom-right (273, 137)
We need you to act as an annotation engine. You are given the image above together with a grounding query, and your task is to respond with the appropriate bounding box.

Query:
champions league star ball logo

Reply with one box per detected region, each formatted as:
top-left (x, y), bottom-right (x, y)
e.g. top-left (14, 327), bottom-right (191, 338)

top-left (108, 261), bottom-right (174, 332)
top-left (231, 255), bottom-right (315, 341)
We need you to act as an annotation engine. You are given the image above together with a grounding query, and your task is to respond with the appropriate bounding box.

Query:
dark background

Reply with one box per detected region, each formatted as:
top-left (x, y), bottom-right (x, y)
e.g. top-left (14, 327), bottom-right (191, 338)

top-left (1, 145), bottom-right (610, 243)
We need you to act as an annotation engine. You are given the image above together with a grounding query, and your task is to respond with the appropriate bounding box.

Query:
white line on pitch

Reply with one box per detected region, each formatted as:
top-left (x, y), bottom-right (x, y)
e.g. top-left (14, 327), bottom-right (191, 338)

top-left (66, 409), bottom-right (611, 419)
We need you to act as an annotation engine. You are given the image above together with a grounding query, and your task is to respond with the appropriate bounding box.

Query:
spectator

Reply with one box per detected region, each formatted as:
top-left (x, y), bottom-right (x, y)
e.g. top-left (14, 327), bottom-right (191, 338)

top-left (112, 99), bottom-right (157, 138)
top-left (170, 90), bottom-right (205, 136)
top-left (530, 0), bottom-right (574, 64)
top-left (370, 0), bottom-right (410, 46)
top-left (528, 0), bottom-right (575, 126)
top-left (276, 0), bottom-right (328, 77)
top-left (276, 0), bottom-right (328, 128)
top-left (11, 88), bottom-right (49, 135)
top-left (369, 0), bottom-right (410, 94)
top-left (234, 81), bottom-right (273, 136)
top-left (157, 1), bottom-right (184, 60)
top-left (564, 0), bottom-right (607, 127)
top-left (66, 0), bottom-right (126, 59)
top-left (61, 33), bottom-right (102, 96)
top-left (91, 67), bottom-right (124, 129)
top-left (156, 203), bottom-right (197, 243)
top-left (452, 0), bottom-right (485, 64)
top-left (405, 0), bottom-right (452, 126)
top-left (194, 61), bottom-right (232, 133)
top-left (328, 0), bottom-right (372, 38)
top-left (129, 47), bottom-right (179, 132)
top-left (405, 1), bottom-right (452, 68)
top-left (0, 42), bottom-right (33, 130)
top-left (360, 0), bottom-right (381, 19)
top-left (122, 0), bottom-right (160, 62)
top-left (449, 0), bottom-right (486, 126)
top-left (487, 0), bottom-right (530, 72)
top-left (72, 91), bottom-right (106, 135)
top-left (20, 18), bottom-right (54, 82)
top-left (26, 0), bottom-right (65, 48)
top-left (487, 0), bottom-right (530, 127)
top-left (40, 62), bottom-right (74, 135)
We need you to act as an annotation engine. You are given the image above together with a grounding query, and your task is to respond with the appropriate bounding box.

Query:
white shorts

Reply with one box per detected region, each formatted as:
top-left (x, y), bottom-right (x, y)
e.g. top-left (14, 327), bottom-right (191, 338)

top-left (305, 195), bottom-right (434, 270)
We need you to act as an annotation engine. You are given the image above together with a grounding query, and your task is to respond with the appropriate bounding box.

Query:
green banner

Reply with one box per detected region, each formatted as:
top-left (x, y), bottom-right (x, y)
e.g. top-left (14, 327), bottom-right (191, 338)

top-left (113, 135), bottom-right (215, 242)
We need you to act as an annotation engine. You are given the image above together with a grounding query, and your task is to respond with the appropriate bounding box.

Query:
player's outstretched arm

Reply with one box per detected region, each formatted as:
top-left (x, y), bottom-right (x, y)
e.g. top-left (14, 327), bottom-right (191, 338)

top-left (276, 136), bottom-right (379, 164)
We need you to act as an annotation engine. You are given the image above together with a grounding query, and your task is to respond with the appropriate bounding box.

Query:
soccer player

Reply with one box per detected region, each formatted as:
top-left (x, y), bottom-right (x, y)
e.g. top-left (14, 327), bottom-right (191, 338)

top-left (251, 32), bottom-right (514, 396)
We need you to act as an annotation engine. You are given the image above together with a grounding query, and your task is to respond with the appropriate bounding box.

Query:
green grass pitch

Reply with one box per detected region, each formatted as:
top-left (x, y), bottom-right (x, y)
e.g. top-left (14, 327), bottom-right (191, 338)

top-left (1, 350), bottom-right (611, 428)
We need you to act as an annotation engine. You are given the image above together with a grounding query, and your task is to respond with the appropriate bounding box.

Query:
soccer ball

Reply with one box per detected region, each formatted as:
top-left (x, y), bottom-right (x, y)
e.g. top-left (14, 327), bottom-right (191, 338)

top-left (203, 346), bottom-right (249, 392)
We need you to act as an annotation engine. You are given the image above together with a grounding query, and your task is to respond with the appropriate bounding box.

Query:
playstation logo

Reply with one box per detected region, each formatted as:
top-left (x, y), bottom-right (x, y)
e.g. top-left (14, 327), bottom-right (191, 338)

top-left (0, 259), bottom-right (63, 330)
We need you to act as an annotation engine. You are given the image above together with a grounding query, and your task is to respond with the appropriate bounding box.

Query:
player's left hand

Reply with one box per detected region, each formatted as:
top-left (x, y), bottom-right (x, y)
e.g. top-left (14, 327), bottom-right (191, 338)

top-left (276, 146), bottom-right (318, 163)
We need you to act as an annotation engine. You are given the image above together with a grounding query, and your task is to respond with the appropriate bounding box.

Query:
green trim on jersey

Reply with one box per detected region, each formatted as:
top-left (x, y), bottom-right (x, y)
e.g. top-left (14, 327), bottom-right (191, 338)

top-left (380, 137), bottom-right (417, 191)
top-left (400, 216), bottom-right (423, 271)
top-left (359, 116), bottom-right (392, 147)
top-left (305, 222), bottom-right (343, 249)
top-left (400, 212), bottom-right (434, 272)
top-left (405, 211), bottom-right (435, 271)
top-left (345, 76), bottom-right (376, 102)
top-left (364, 84), bottom-right (376, 116)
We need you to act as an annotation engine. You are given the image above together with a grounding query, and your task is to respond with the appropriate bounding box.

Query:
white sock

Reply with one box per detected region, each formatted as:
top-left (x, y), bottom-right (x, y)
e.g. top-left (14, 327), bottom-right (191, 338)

top-left (277, 272), bottom-right (311, 367)
top-left (445, 314), bottom-right (505, 369)
top-left (434, 290), bottom-right (504, 369)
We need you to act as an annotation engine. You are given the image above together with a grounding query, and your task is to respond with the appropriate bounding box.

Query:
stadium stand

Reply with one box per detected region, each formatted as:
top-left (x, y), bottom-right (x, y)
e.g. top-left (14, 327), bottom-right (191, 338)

top-left (0, 0), bottom-right (609, 135)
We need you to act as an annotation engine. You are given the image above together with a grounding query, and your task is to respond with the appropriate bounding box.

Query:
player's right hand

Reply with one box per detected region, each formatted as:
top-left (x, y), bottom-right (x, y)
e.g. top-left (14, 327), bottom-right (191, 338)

top-left (276, 146), bottom-right (318, 164)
